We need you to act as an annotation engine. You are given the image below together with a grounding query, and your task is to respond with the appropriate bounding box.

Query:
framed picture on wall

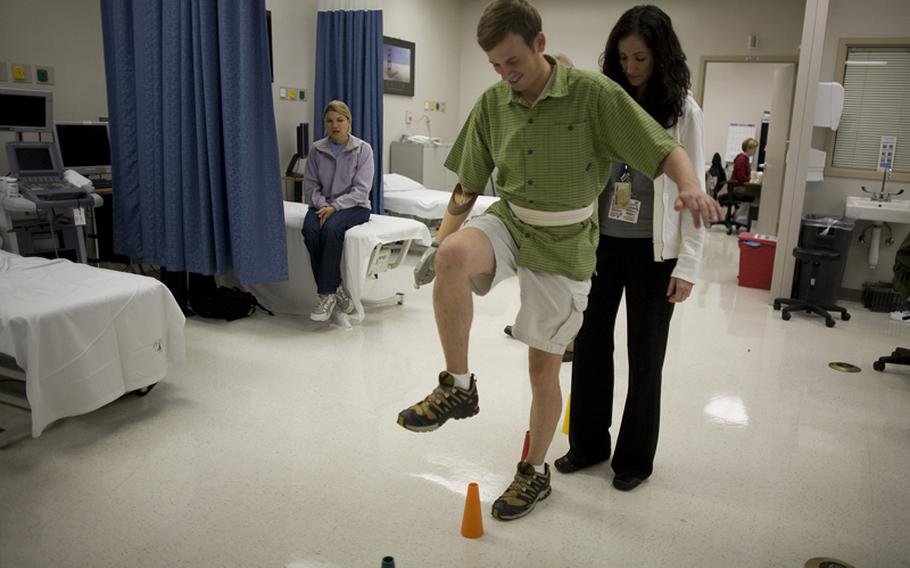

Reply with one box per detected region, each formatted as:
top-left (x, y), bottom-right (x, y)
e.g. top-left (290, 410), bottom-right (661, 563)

top-left (383, 37), bottom-right (415, 96)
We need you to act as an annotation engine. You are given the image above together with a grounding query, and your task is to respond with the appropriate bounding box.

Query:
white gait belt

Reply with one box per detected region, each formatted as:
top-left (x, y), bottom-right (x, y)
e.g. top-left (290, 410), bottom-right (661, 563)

top-left (508, 201), bottom-right (595, 227)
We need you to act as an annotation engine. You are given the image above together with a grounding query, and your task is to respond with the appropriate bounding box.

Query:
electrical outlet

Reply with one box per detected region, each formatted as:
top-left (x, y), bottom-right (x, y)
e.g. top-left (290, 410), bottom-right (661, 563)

top-left (279, 86), bottom-right (288, 100)
top-left (298, 88), bottom-right (306, 101)
top-left (440, 102), bottom-right (446, 112)
top-left (11, 63), bottom-right (31, 83)
top-left (424, 101), bottom-right (430, 111)
top-left (0, 62), bottom-right (7, 83)
top-left (289, 88), bottom-right (298, 101)
top-left (35, 65), bottom-right (55, 85)
top-left (405, 111), bottom-right (413, 124)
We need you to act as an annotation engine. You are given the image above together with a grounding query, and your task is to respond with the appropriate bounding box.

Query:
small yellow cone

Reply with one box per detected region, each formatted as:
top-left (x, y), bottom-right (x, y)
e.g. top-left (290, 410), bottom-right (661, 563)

top-left (562, 395), bottom-right (571, 435)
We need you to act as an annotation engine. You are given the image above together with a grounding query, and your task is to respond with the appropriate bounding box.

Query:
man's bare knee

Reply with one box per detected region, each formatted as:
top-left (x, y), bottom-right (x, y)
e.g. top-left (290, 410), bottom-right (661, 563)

top-left (434, 229), bottom-right (494, 278)
top-left (434, 241), bottom-right (471, 276)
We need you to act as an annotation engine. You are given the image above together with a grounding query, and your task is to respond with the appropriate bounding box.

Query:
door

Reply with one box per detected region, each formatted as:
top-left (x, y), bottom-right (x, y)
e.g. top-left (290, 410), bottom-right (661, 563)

top-left (754, 64), bottom-right (797, 235)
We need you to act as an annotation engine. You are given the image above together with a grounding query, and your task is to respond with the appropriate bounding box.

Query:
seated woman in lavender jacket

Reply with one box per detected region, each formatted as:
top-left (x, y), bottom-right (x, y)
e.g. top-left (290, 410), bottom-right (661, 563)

top-left (302, 100), bottom-right (374, 321)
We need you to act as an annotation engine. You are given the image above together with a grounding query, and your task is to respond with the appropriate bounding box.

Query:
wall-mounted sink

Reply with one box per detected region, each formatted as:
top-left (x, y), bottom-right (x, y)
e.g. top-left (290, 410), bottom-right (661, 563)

top-left (845, 197), bottom-right (910, 224)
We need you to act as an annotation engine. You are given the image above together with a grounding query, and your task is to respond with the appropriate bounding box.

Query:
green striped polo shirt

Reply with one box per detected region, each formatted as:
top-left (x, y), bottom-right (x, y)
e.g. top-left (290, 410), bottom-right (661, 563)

top-left (445, 56), bottom-right (679, 280)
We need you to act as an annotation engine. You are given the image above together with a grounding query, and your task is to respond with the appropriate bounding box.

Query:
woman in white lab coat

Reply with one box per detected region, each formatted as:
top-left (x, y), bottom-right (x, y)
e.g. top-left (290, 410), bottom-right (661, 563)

top-left (555, 4), bottom-right (707, 491)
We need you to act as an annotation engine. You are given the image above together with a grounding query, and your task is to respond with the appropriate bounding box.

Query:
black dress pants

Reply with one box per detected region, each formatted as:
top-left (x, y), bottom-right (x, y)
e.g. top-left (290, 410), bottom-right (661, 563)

top-left (568, 236), bottom-right (676, 479)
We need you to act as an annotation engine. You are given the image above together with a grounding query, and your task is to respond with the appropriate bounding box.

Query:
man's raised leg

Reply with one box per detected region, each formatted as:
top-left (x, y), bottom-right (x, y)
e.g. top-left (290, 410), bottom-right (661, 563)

top-left (397, 228), bottom-right (496, 432)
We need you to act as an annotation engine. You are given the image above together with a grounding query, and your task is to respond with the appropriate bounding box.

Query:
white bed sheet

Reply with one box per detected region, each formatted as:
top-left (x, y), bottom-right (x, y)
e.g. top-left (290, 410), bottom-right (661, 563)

top-left (0, 251), bottom-right (186, 437)
top-left (383, 188), bottom-right (499, 220)
top-left (240, 202), bottom-right (431, 322)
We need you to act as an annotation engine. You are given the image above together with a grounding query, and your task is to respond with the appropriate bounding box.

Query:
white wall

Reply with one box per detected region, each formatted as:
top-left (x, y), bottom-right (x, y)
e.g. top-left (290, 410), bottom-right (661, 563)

top-left (0, 0), bottom-right (108, 174)
top-left (381, 0), bottom-right (463, 172)
top-left (456, 0), bottom-right (807, 123)
top-left (804, 0), bottom-right (910, 291)
top-left (266, 0), bottom-right (319, 175)
top-left (702, 62), bottom-right (793, 164)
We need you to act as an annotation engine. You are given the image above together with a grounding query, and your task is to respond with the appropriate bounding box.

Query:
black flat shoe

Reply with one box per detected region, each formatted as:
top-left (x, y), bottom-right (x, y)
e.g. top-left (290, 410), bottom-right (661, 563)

top-left (612, 475), bottom-right (644, 491)
top-left (554, 453), bottom-right (607, 474)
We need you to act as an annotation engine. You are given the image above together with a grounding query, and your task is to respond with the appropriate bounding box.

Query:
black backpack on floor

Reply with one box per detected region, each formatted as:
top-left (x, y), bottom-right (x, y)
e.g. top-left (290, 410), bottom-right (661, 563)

top-left (187, 274), bottom-right (274, 321)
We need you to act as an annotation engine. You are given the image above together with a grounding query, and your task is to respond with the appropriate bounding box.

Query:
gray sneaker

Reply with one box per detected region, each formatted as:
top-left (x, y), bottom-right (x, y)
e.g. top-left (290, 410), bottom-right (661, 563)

top-left (310, 294), bottom-right (336, 321)
top-left (336, 286), bottom-right (354, 314)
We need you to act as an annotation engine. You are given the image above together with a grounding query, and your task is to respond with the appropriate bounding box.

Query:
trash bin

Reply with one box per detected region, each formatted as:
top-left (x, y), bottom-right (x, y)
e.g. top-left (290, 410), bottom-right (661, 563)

top-left (738, 232), bottom-right (777, 289)
top-left (792, 215), bottom-right (855, 304)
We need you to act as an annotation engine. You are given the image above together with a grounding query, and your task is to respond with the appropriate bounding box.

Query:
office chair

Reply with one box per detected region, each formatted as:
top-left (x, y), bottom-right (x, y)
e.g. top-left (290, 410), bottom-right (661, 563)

top-left (709, 153), bottom-right (755, 235)
top-left (773, 247), bottom-right (851, 327)
top-left (874, 348), bottom-right (910, 372)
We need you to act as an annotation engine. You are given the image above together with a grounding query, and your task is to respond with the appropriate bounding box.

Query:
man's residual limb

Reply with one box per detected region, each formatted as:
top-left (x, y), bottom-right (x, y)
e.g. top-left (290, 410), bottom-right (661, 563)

top-left (413, 183), bottom-right (480, 288)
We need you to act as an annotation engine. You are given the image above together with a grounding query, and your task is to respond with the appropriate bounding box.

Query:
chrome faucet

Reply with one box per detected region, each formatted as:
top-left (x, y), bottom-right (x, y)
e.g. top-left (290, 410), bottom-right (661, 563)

top-left (861, 168), bottom-right (905, 202)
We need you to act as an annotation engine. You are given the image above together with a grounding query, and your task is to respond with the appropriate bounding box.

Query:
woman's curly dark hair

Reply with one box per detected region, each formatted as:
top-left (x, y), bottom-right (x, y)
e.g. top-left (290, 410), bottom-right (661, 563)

top-left (600, 5), bottom-right (690, 128)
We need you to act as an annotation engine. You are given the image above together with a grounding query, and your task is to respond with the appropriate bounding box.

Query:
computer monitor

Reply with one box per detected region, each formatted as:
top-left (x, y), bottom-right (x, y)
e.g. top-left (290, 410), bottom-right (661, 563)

top-left (55, 122), bottom-right (112, 175)
top-left (6, 142), bottom-right (64, 179)
top-left (0, 88), bottom-right (54, 133)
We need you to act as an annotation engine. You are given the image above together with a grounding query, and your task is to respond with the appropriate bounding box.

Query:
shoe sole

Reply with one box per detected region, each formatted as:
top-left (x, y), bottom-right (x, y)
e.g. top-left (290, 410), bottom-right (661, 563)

top-left (310, 312), bottom-right (332, 322)
top-left (491, 486), bottom-right (552, 521)
top-left (396, 405), bottom-right (479, 432)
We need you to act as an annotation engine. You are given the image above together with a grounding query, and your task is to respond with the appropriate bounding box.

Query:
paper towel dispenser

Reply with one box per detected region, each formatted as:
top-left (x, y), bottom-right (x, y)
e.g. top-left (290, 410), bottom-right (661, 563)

top-left (814, 82), bottom-right (844, 130)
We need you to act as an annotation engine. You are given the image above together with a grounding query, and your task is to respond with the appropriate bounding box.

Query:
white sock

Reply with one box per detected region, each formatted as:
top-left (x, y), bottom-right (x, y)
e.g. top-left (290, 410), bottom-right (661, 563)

top-left (530, 463), bottom-right (547, 475)
top-left (448, 371), bottom-right (471, 390)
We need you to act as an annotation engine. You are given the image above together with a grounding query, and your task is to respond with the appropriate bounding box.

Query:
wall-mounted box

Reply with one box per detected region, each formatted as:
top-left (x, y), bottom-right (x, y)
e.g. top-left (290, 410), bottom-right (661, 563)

top-left (35, 65), bottom-right (55, 85)
top-left (814, 82), bottom-right (844, 130)
top-left (11, 63), bottom-right (31, 83)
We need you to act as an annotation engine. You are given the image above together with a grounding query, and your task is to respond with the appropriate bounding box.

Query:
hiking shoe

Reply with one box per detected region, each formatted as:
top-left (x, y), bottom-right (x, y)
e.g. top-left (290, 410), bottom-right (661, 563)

top-left (397, 372), bottom-right (479, 432)
top-left (310, 294), bottom-right (336, 321)
top-left (336, 286), bottom-right (354, 314)
top-left (492, 462), bottom-right (552, 521)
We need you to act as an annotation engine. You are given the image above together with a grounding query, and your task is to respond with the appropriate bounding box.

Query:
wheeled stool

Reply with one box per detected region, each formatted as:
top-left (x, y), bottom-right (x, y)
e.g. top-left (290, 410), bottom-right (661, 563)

top-left (773, 247), bottom-right (851, 327)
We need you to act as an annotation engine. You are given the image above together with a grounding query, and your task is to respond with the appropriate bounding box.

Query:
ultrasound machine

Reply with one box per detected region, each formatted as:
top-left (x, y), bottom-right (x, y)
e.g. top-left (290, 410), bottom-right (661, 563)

top-left (0, 88), bottom-right (102, 264)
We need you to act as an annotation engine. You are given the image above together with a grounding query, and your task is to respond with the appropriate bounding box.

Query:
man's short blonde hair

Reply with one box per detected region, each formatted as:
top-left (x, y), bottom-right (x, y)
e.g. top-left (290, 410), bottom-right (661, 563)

top-left (476, 0), bottom-right (542, 52)
top-left (742, 138), bottom-right (759, 152)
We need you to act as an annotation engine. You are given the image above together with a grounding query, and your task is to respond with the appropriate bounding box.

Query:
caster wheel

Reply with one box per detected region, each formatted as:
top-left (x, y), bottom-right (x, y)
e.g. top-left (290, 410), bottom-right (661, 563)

top-left (873, 360), bottom-right (885, 372)
top-left (842, 312), bottom-right (851, 321)
top-left (504, 325), bottom-right (513, 337)
top-left (825, 319), bottom-right (835, 328)
top-left (133, 383), bottom-right (157, 397)
top-left (773, 302), bottom-right (781, 310)
top-left (782, 312), bottom-right (791, 321)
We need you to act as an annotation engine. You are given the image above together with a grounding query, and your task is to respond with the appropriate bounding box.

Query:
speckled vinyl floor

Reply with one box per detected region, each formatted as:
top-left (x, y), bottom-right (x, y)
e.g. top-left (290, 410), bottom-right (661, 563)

top-left (2, 229), bottom-right (909, 567)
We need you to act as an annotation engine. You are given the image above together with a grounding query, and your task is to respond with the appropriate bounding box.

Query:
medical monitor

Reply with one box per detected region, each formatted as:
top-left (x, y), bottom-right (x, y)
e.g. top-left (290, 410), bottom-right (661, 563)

top-left (0, 88), bottom-right (54, 133)
top-left (55, 122), bottom-right (112, 175)
top-left (6, 142), bottom-right (64, 179)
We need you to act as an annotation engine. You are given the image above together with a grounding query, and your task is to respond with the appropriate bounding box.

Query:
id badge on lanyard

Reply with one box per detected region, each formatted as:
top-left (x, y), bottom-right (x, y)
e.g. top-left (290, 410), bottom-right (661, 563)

top-left (608, 165), bottom-right (641, 223)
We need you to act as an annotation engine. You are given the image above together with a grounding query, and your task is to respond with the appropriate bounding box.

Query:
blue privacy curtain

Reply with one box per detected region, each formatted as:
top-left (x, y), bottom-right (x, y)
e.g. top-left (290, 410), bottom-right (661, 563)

top-left (100, 0), bottom-right (287, 284)
top-left (315, 9), bottom-right (384, 214)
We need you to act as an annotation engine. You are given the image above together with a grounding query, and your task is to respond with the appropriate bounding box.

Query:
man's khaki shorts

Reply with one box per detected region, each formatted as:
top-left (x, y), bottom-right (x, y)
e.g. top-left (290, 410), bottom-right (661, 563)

top-left (463, 214), bottom-right (591, 354)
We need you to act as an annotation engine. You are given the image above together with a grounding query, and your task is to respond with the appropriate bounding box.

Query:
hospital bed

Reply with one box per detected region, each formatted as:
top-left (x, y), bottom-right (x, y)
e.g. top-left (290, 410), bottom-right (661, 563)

top-left (382, 173), bottom-right (499, 226)
top-left (232, 201), bottom-right (432, 323)
top-left (0, 250), bottom-right (186, 443)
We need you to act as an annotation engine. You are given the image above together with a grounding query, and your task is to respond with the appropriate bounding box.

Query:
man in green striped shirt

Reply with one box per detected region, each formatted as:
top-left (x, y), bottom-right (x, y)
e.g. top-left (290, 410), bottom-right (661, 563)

top-left (397, 0), bottom-right (722, 521)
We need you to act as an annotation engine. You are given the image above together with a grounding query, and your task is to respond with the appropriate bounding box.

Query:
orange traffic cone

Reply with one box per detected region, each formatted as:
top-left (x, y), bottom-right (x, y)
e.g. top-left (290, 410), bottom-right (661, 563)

top-left (460, 482), bottom-right (483, 539)
top-left (562, 395), bottom-right (571, 435)
top-left (520, 430), bottom-right (530, 461)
